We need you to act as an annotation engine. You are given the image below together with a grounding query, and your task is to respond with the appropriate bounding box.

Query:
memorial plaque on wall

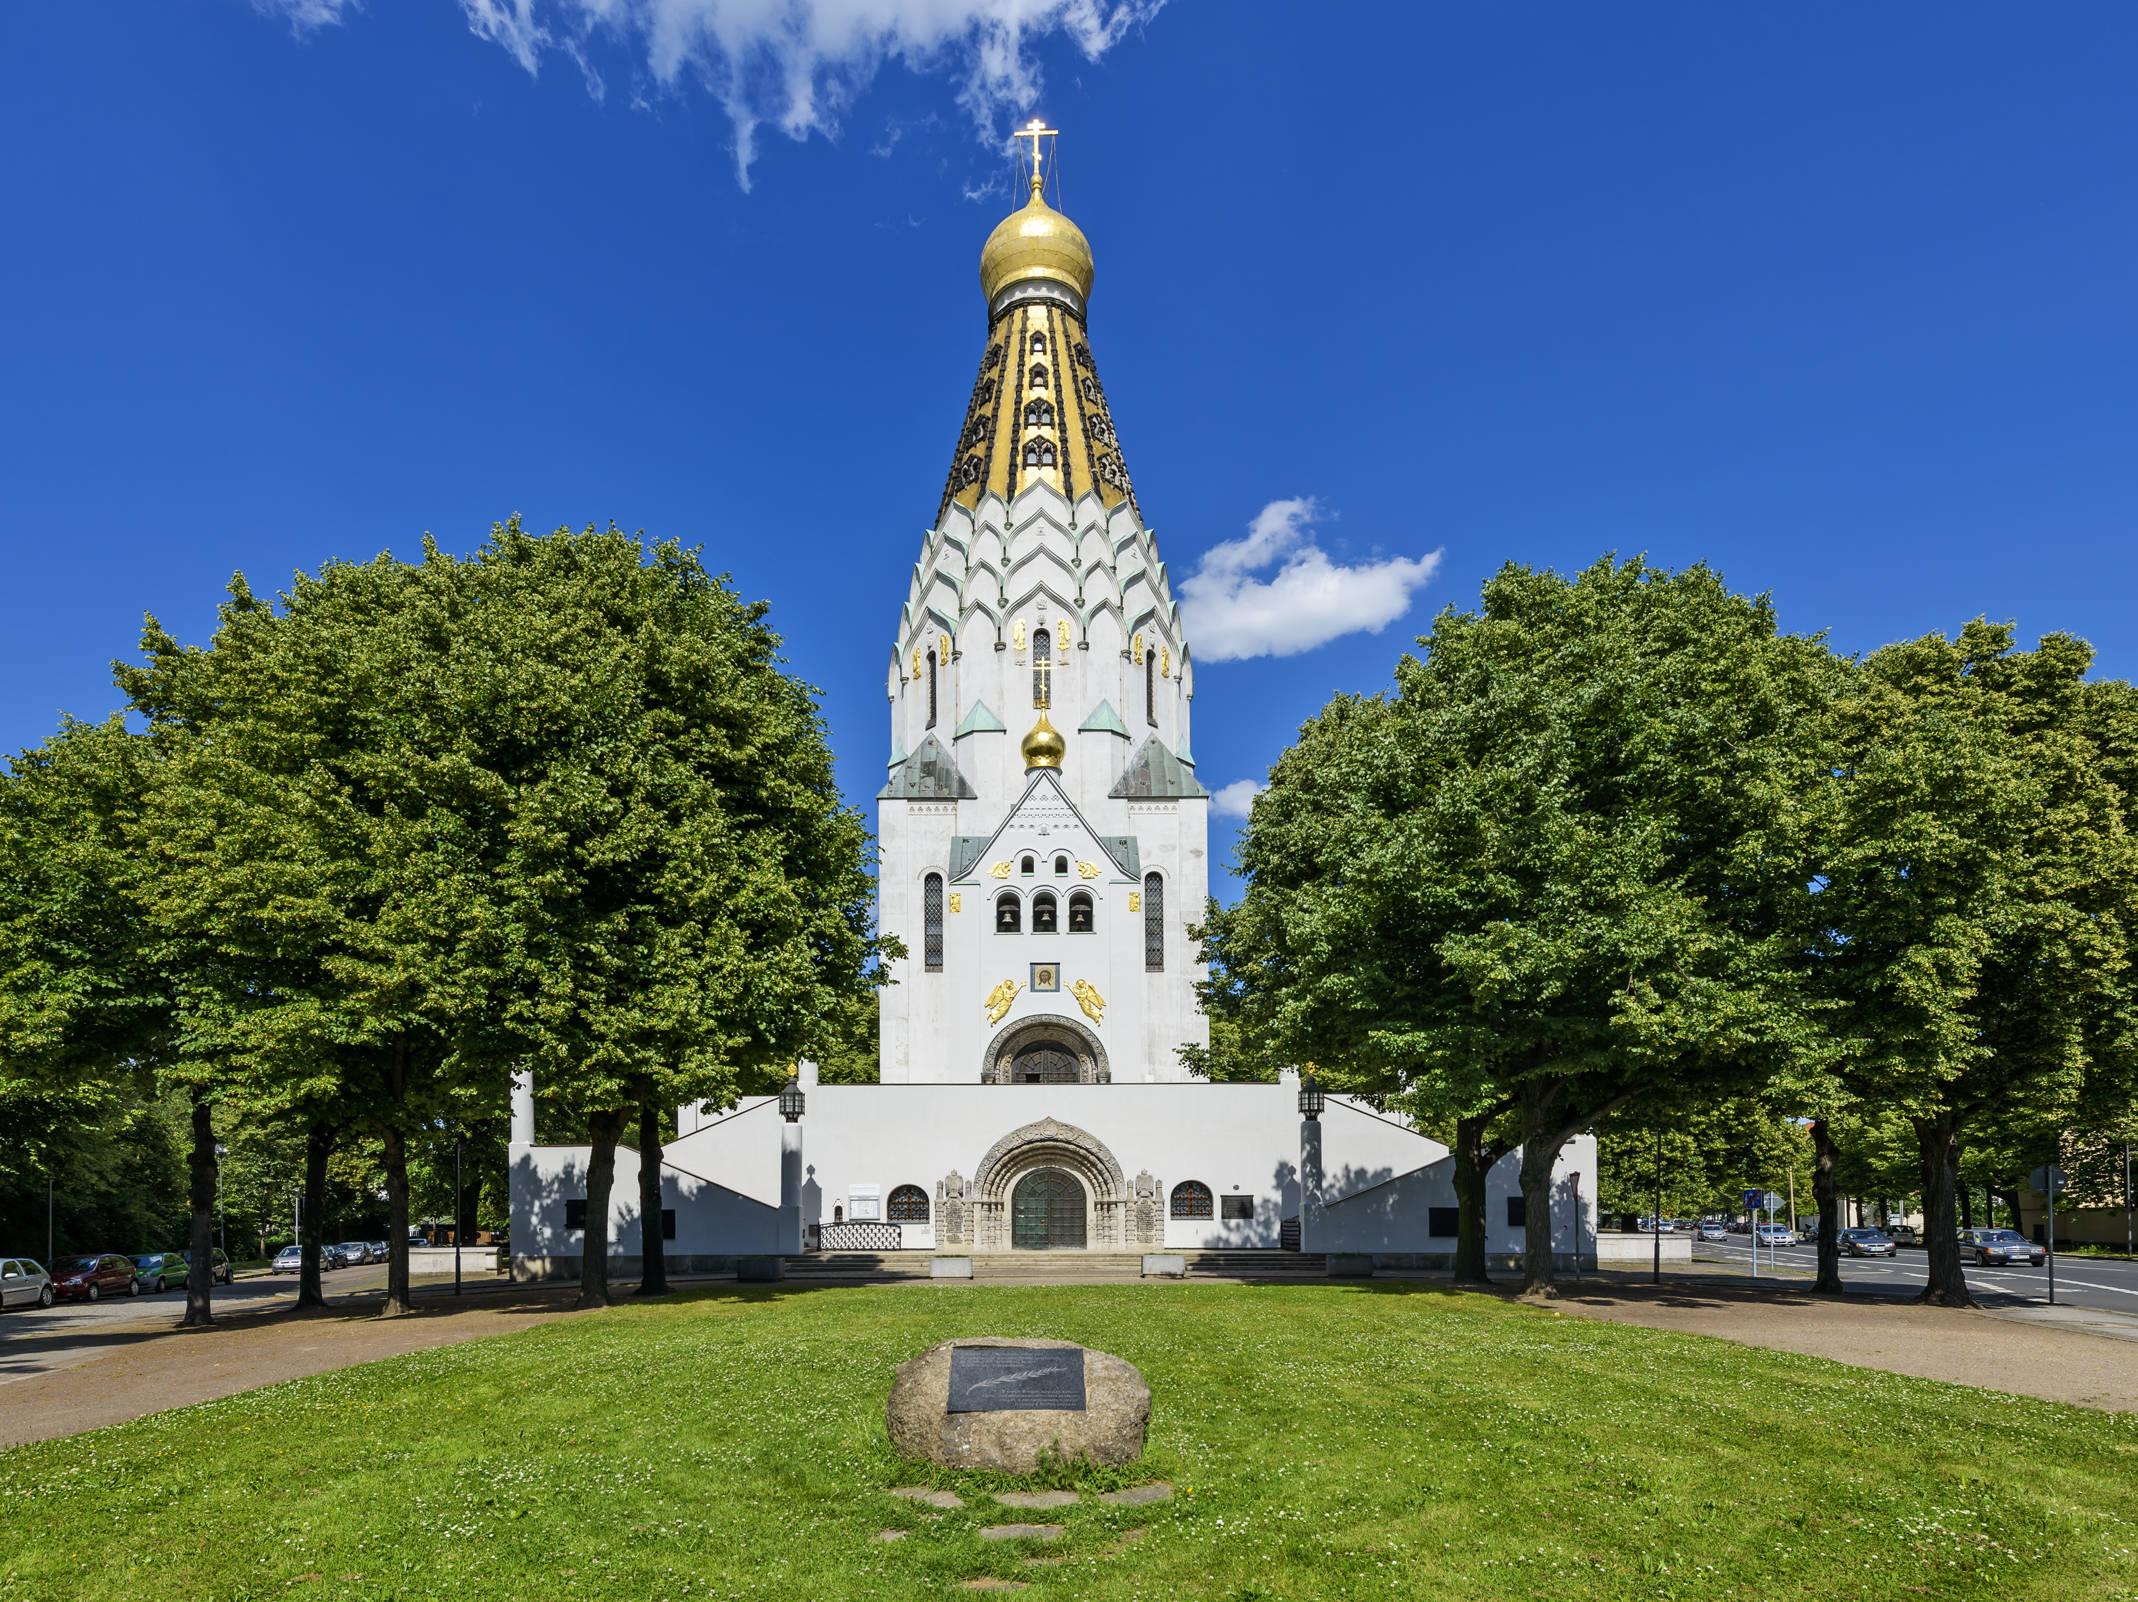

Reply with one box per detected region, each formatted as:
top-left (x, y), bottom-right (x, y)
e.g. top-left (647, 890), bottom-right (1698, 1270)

top-left (946, 1344), bottom-right (1088, 1412)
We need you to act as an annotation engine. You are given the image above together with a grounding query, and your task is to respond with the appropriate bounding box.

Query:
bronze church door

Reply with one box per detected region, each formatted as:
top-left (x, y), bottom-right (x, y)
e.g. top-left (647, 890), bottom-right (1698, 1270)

top-left (1010, 1167), bottom-right (1087, 1249)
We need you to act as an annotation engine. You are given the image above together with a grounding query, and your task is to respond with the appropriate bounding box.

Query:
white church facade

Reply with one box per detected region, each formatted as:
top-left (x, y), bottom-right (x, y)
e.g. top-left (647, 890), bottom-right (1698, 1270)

top-left (509, 136), bottom-right (1595, 1276)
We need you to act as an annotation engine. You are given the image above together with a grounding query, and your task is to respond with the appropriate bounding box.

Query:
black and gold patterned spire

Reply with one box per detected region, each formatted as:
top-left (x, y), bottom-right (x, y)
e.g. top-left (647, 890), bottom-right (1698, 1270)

top-left (938, 126), bottom-right (1138, 522)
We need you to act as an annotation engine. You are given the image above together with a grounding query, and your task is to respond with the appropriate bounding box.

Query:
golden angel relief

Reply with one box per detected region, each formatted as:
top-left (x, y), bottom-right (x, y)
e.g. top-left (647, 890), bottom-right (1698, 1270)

top-left (984, 978), bottom-right (1024, 1025)
top-left (1071, 978), bottom-right (1106, 1024)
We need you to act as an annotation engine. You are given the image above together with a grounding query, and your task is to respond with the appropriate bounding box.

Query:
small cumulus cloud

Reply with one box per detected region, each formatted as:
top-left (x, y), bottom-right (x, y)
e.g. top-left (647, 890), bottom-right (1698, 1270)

top-left (251, 1), bottom-right (1167, 189)
top-left (1178, 498), bottom-right (1442, 663)
top-left (1210, 779), bottom-right (1264, 818)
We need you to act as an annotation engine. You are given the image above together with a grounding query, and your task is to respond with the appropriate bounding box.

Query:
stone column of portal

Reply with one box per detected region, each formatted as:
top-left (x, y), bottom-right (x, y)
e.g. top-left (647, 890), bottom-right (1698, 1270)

top-left (510, 1069), bottom-right (534, 1146)
top-left (779, 1084), bottom-right (805, 1256)
top-left (1299, 1096), bottom-right (1324, 1254)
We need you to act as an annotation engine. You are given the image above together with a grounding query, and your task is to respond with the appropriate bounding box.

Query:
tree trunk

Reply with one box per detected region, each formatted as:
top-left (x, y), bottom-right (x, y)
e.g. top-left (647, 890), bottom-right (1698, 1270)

top-left (1959, 1185), bottom-right (1974, 1230)
top-left (379, 1122), bottom-right (413, 1316)
top-left (1912, 1113), bottom-right (1975, 1307)
top-left (1809, 1118), bottom-right (1844, 1295)
top-left (1517, 1078), bottom-right (1568, 1299)
top-left (634, 1090), bottom-right (669, 1296)
top-left (378, 1032), bottom-right (414, 1317)
top-left (1451, 1112), bottom-right (1495, 1285)
top-left (299, 1122), bottom-right (332, 1309)
top-left (1996, 1184), bottom-right (2025, 1242)
top-left (182, 1092), bottom-right (217, 1329)
top-left (580, 1107), bottom-right (630, 1309)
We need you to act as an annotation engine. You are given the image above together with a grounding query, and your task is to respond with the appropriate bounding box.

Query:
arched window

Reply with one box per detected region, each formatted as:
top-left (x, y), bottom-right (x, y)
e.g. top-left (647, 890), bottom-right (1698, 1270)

top-left (1021, 854), bottom-right (1035, 876)
top-left (1171, 1180), bottom-right (1213, 1219)
top-left (923, 873), bottom-right (944, 971)
top-left (1032, 891), bottom-right (1058, 932)
top-left (1030, 331), bottom-right (1047, 354)
top-left (1032, 628), bottom-right (1052, 709)
top-left (925, 650), bottom-right (937, 728)
top-left (1023, 398), bottom-right (1055, 429)
top-left (1054, 854), bottom-right (1069, 874)
top-left (1144, 872), bottom-right (1164, 970)
top-left (1068, 890), bottom-right (1094, 932)
top-left (1030, 364), bottom-right (1049, 391)
top-left (995, 892), bottom-right (1021, 933)
top-left (1023, 436), bottom-right (1057, 468)
top-left (887, 1184), bottom-right (930, 1222)
top-left (1146, 650), bottom-right (1157, 726)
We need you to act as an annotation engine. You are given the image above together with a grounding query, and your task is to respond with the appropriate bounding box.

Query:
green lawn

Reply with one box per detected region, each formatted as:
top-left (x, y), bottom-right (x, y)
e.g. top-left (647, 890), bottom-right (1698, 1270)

top-left (3, 1283), bottom-right (2136, 1602)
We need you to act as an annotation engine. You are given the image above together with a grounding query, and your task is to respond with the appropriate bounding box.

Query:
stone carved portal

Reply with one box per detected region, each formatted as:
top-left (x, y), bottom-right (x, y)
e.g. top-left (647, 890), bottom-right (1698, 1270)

top-left (965, 1117), bottom-right (1160, 1252)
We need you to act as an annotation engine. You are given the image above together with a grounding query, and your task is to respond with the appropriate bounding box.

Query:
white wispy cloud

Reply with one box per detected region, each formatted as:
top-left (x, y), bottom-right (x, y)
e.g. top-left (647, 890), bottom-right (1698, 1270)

top-left (252, 0), bottom-right (360, 30)
top-left (1209, 779), bottom-right (1264, 818)
top-left (1178, 498), bottom-right (1442, 663)
top-left (254, 2), bottom-right (1166, 188)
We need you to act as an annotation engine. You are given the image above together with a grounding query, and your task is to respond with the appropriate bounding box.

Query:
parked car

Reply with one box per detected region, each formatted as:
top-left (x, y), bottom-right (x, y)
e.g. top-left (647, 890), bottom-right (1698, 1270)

top-left (1837, 1227), bottom-right (1897, 1258)
top-left (182, 1247), bottom-right (233, 1285)
top-left (271, 1245), bottom-right (304, 1275)
top-left (1958, 1228), bottom-right (2045, 1267)
top-left (370, 1241), bottom-right (391, 1261)
top-left (50, 1253), bottom-right (140, 1302)
top-left (1727, 1220), bottom-right (1753, 1234)
top-left (1755, 1224), bottom-right (1799, 1248)
top-left (338, 1242), bottom-right (375, 1266)
top-left (1, 1259), bottom-right (54, 1310)
top-left (1886, 1223), bottom-right (1921, 1247)
top-left (132, 1252), bottom-right (189, 1292)
top-left (1696, 1221), bottom-right (1730, 1243)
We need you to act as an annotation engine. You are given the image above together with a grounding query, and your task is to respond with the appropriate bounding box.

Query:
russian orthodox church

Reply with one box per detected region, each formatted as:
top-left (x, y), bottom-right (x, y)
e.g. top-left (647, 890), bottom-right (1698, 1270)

top-left (509, 134), bottom-right (1597, 1271)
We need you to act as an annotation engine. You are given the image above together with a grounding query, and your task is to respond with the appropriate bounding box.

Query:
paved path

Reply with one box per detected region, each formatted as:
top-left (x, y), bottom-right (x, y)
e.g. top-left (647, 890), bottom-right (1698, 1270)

top-left (1540, 1272), bottom-right (2138, 1412)
top-left (0, 1279), bottom-right (578, 1449)
top-left (0, 1265), bottom-right (509, 1390)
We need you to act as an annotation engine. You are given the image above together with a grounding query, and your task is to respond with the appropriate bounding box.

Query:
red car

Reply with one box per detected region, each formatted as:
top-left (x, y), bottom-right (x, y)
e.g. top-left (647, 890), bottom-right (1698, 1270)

top-left (48, 1254), bottom-right (141, 1302)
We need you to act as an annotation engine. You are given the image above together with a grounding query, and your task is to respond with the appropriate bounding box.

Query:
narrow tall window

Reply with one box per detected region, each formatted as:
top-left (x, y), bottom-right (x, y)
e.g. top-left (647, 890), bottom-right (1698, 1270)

top-left (1030, 331), bottom-right (1047, 354)
top-left (1068, 890), bottom-right (1094, 932)
top-left (996, 892), bottom-right (1022, 933)
top-left (1032, 628), bottom-right (1052, 708)
top-left (1144, 872), bottom-right (1164, 970)
top-left (924, 873), bottom-right (944, 971)
top-left (1032, 891), bottom-right (1058, 933)
top-left (925, 650), bottom-right (937, 728)
top-left (1146, 650), bottom-right (1157, 726)
top-left (1030, 364), bottom-right (1049, 390)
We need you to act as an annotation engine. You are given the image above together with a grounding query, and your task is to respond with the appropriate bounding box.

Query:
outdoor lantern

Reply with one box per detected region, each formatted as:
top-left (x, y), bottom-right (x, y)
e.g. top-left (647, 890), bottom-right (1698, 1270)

top-left (1297, 1073), bottom-right (1324, 1121)
top-left (778, 1076), bottom-right (806, 1122)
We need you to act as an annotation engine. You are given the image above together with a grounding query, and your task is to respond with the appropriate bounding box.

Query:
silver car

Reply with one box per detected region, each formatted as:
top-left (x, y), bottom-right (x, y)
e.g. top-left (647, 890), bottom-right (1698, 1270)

top-left (338, 1242), bottom-right (375, 1266)
top-left (0, 1258), bottom-right (54, 1310)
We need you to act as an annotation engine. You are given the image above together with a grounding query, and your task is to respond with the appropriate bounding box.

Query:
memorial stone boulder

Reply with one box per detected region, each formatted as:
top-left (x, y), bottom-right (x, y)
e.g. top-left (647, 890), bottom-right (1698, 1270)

top-left (885, 1338), bottom-right (1150, 1473)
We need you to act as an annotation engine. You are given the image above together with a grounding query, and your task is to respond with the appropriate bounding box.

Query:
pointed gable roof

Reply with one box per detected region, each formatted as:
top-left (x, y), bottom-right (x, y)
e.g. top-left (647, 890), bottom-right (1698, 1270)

top-left (949, 768), bottom-right (1139, 880)
top-left (1109, 735), bottom-right (1209, 800)
top-left (1077, 699), bottom-right (1129, 737)
top-left (954, 699), bottom-right (1007, 738)
top-left (879, 733), bottom-right (977, 800)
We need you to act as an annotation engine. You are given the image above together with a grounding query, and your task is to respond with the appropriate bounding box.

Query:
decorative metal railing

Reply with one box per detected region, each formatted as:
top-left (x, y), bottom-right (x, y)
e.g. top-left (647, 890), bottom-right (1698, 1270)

top-left (808, 1222), bottom-right (906, 1252)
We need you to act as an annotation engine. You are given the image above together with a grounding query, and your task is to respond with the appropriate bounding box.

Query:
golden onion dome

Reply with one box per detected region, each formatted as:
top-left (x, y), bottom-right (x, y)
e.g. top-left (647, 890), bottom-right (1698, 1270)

top-left (980, 175), bottom-right (1095, 307)
top-left (1021, 712), bottom-right (1067, 771)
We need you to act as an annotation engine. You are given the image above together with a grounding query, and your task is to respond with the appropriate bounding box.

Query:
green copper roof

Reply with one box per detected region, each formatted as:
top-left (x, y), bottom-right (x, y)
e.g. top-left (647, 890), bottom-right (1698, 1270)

top-left (1078, 699), bottom-right (1129, 737)
top-left (954, 700), bottom-right (1007, 738)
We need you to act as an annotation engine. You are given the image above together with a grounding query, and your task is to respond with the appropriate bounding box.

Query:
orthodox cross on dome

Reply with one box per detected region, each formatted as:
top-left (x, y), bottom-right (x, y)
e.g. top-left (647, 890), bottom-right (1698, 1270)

top-left (1012, 118), bottom-right (1058, 199)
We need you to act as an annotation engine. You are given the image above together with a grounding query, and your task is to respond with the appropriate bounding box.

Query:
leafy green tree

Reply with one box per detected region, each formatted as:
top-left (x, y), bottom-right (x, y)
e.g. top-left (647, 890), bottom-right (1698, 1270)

top-left (1809, 623), bottom-right (2138, 1304)
top-left (1200, 558), bottom-right (1834, 1295)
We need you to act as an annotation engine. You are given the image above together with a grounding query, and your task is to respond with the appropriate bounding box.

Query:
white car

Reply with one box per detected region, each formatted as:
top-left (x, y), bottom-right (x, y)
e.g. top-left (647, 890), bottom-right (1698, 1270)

top-left (1755, 1224), bottom-right (1799, 1248)
top-left (0, 1258), bottom-right (54, 1310)
top-left (1696, 1222), bottom-right (1730, 1243)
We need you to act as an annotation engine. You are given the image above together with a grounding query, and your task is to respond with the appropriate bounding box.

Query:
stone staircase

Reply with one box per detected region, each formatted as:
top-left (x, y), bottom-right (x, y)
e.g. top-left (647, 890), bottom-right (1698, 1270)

top-left (777, 1249), bottom-right (1329, 1282)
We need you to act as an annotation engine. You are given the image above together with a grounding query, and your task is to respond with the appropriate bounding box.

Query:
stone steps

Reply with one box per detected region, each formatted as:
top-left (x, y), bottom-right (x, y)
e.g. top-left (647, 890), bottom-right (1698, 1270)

top-left (777, 1248), bottom-right (1330, 1281)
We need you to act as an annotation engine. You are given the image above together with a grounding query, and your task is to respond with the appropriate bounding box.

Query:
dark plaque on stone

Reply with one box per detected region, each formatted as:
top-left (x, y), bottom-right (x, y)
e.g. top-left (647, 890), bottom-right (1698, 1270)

top-left (947, 1344), bottom-right (1087, 1413)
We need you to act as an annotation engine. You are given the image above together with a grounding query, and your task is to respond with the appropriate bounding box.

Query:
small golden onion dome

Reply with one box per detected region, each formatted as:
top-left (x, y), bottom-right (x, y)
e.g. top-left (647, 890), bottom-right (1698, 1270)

top-left (980, 175), bottom-right (1095, 306)
top-left (1021, 712), bottom-right (1067, 771)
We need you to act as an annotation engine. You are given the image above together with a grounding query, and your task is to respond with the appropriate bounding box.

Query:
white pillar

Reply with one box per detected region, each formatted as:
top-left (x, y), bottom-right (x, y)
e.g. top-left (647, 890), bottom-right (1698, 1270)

top-left (779, 1118), bottom-right (804, 1255)
top-left (510, 1069), bottom-right (535, 1146)
top-left (1299, 1115), bottom-right (1324, 1253)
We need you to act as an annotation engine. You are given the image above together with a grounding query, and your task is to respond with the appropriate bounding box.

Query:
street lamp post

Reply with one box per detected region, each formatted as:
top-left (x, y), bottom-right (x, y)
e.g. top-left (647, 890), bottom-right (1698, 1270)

top-left (215, 1144), bottom-right (227, 1259)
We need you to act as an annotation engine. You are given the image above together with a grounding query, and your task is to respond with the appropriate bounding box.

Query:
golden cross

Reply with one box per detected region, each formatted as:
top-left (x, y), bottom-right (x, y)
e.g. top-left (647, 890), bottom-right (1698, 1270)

top-left (1013, 118), bottom-right (1056, 194)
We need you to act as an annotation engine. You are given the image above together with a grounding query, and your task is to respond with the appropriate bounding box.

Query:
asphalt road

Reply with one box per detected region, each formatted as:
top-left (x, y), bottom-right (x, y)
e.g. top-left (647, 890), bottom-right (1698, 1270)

top-left (1691, 1234), bottom-right (2138, 1316)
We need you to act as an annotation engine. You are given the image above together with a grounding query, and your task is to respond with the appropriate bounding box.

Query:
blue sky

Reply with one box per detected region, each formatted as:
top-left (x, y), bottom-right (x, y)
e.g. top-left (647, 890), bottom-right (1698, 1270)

top-left (5, 4), bottom-right (2135, 892)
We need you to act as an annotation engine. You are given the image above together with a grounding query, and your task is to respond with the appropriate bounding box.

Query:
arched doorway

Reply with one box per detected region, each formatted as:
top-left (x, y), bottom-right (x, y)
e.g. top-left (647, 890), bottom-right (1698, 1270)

top-left (1011, 1167), bottom-right (1087, 1249)
top-left (1011, 1041), bottom-right (1079, 1083)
